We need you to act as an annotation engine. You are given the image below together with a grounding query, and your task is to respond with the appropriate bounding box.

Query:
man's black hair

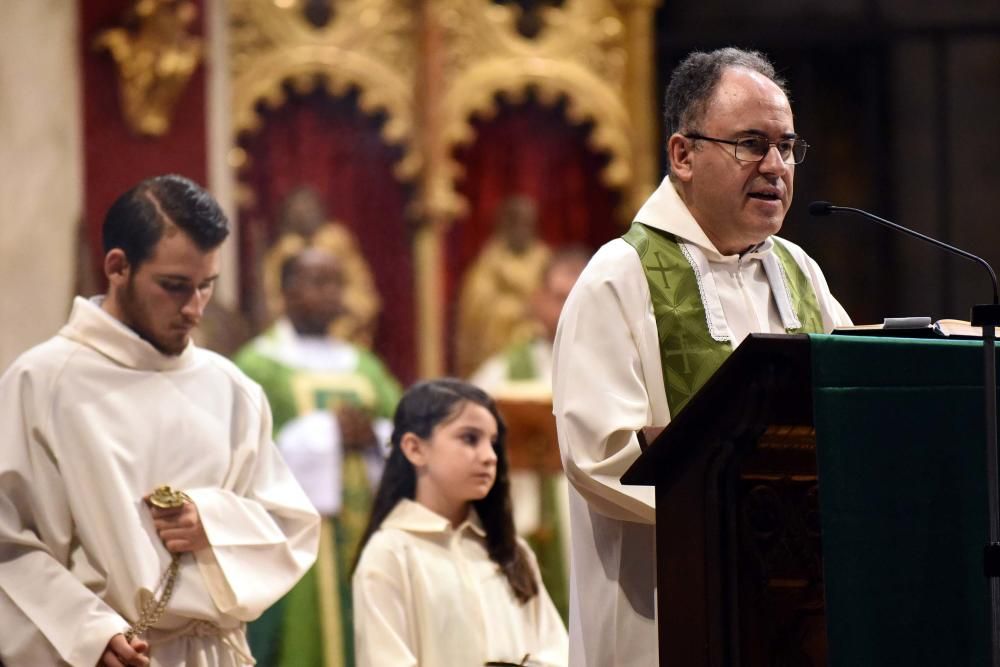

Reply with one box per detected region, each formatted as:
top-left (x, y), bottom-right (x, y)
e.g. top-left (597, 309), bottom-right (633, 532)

top-left (102, 174), bottom-right (230, 268)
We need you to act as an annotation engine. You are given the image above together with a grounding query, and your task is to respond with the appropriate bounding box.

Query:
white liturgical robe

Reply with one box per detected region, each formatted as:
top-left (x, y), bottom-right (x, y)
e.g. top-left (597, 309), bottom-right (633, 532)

top-left (552, 177), bottom-right (852, 666)
top-left (353, 499), bottom-right (568, 667)
top-left (0, 297), bottom-right (320, 666)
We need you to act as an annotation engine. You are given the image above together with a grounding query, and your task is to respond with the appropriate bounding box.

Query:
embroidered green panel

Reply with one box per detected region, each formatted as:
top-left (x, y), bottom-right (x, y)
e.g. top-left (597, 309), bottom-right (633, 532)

top-left (622, 223), bottom-right (823, 417)
top-left (771, 238), bottom-right (824, 334)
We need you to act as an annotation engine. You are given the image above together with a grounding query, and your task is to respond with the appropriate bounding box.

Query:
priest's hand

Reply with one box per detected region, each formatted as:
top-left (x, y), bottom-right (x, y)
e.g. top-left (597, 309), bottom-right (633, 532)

top-left (147, 499), bottom-right (210, 553)
top-left (99, 633), bottom-right (149, 667)
top-left (335, 403), bottom-right (377, 452)
top-left (640, 425), bottom-right (665, 451)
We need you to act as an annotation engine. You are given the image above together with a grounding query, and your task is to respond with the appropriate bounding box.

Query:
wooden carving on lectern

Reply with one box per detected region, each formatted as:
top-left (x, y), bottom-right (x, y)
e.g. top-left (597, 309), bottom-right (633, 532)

top-left (739, 426), bottom-right (826, 665)
top-left (620, 336), bottom-right (830, 666)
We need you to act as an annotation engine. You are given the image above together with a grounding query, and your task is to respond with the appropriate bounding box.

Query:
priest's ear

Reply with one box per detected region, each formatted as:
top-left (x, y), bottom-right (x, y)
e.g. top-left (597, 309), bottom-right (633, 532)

top-left (103, 248), bottom-right (132, 287)
top-left (667, 133), bottom-right (695, 183)
top-left (399, 432), bottom-right (428, 469)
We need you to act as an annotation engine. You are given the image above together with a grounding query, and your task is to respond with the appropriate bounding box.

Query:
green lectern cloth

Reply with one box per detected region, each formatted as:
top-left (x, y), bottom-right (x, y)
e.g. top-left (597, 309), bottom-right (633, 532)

top-left (811, 334), bottom-right (990, 665)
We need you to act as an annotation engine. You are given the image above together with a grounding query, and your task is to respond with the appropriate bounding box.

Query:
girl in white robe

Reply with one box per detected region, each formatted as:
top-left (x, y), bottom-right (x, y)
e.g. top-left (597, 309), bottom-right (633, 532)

top-left (352, 379), bottom-right (568, 667)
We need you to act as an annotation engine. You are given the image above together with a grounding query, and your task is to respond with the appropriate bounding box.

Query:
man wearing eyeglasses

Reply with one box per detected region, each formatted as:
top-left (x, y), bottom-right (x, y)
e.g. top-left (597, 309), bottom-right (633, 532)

top-left (552, 48), bottom-right (852, 665)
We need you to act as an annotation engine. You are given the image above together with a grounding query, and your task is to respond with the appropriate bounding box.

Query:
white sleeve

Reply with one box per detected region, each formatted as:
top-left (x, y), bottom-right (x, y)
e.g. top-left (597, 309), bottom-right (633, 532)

top-left (552, 240), bottom-right (668, 524)
top-left (0, 362), bottom-right (125, 666)
top-left (276, 410), bottom-right (342, 516)
top-left (186, 386), bottom-right (321, 622)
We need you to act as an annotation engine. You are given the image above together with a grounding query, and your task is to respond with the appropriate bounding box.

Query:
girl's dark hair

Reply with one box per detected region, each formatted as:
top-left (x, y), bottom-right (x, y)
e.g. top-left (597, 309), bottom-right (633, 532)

top-left (354, 378), bottom-right (539, 603)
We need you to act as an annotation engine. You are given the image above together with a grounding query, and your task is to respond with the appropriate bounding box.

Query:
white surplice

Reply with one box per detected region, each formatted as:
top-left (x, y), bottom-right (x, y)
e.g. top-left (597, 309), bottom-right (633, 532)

top-left (552, 177), bottom-right (852, 666)
top-left (0, 297), bottom-right (320, 666)
top-left (353, 499), bottom-right (568, 667)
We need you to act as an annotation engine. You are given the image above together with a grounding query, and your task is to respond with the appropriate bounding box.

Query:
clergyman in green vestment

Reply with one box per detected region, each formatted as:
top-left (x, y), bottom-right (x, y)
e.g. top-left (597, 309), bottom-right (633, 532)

top-left (552, 48), bottom-right (854, 666)
top-left (236, 247), bottom-right (401, 667)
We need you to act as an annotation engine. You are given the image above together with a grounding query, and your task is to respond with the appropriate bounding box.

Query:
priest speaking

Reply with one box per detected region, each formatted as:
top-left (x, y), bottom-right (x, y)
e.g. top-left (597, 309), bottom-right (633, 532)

top-left (552, 47), bottom-right (852, 666)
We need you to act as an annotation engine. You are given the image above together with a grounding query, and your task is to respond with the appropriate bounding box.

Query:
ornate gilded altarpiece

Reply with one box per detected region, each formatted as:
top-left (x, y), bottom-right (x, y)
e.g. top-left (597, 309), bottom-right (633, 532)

top-left (229, 0), bottom-right (660, 376)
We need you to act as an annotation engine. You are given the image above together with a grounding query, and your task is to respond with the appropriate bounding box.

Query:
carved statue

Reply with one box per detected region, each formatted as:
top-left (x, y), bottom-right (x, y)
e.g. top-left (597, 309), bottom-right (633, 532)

top-left (455, 195), bottom-right (551, 376)
top-left (263, 187), bottom-right (382, 348)
top-left (94, 0), bottom-right (203, 137)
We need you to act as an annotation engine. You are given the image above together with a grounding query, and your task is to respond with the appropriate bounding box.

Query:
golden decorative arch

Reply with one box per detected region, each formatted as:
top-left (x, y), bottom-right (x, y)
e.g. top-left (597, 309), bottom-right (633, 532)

top-left (420, 0), bottom-right (655, 222)
top-left (228, 0), bottom-right (420, 181)
top-left (432, 59), bottom-right (633, 219)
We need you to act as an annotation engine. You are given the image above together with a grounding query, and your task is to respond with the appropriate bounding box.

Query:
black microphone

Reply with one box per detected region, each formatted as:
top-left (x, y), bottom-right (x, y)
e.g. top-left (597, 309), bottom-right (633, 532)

top-left (808, 200), bottom-right (999, 305)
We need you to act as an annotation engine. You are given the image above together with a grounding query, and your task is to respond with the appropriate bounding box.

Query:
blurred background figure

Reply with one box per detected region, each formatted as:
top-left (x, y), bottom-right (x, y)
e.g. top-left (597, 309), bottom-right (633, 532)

top-left (236, 246), bottom-right (401, 667)
top-left (471, 246), bottom-right (590, 391)
top-left (470, 246), bottom-right (590, 623)
top-left (262, 186), bottom-right (382, 349)
top-left (455, 195), bottom-right (551, 377)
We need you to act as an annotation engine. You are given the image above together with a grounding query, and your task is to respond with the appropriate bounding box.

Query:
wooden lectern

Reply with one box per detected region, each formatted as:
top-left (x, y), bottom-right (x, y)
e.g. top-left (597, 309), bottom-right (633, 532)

top-left (622, 333), bottom-right (990, 666)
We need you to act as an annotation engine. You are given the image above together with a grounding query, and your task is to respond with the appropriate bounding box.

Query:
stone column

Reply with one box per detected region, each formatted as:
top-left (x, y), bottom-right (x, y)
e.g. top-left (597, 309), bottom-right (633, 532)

top-left (621, 0), bottom-right (662, 215)
top-left (0, 0), bottom-right (83, 370)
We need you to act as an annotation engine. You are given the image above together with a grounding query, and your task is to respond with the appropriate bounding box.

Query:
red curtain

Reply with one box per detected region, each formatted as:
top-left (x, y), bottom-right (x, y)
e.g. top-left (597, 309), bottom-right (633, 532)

top-left (447, 96), bottom-right (623, 370)
top-left (81, 0), bottom-right (208, 288)
top-left (238, 87), bottom-right (416, 383)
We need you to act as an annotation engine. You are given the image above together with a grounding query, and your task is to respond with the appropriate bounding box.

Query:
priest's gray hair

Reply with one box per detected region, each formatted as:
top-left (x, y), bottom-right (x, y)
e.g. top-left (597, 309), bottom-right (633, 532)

top-left (663, 47), bottom-right (789, 160)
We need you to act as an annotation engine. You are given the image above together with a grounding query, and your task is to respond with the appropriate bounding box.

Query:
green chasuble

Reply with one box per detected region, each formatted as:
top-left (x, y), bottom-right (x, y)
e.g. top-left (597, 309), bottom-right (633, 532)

top-left (621, 222), bottom-right (824, 416)
top-left (235, 325), bottom-right (401, 667)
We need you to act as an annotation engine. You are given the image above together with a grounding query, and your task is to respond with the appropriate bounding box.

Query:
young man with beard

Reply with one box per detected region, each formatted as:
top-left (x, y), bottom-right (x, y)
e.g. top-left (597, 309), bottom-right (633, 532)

top-left (0, 175), bottom-right (320, 666)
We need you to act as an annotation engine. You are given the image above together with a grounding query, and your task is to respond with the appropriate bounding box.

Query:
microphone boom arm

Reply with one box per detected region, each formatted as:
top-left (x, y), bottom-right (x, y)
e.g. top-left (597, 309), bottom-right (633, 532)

top-left (823, 203), bottom-right (999, 305)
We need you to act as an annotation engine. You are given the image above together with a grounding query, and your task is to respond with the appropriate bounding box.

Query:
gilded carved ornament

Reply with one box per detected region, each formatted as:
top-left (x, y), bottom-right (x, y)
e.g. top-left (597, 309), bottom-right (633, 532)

top-left (228, 0), bottom-right (652, 223)
top-left (426, 0), bottom-right (634, 221)
top-left (228, 0), bottom-right (419, 192)
top-left (94, 0), bottom-right (203, 138)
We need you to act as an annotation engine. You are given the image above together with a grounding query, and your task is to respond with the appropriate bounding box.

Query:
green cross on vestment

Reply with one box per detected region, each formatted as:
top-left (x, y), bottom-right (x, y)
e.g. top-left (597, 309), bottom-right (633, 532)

top-left (622, 222), bottom-right (825, 417)
top-left (647, 251), bottom-right (672, 289)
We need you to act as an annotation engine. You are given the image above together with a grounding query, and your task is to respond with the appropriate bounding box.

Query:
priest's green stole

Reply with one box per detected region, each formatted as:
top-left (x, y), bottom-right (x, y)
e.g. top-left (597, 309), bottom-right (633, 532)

top-left (622, 222), bottom-right (824, 417)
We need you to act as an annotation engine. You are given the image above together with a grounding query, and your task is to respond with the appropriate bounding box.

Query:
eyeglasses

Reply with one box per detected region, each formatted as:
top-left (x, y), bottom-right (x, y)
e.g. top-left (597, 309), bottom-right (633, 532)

top-left (682, 133), bottom-right (809, 165)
